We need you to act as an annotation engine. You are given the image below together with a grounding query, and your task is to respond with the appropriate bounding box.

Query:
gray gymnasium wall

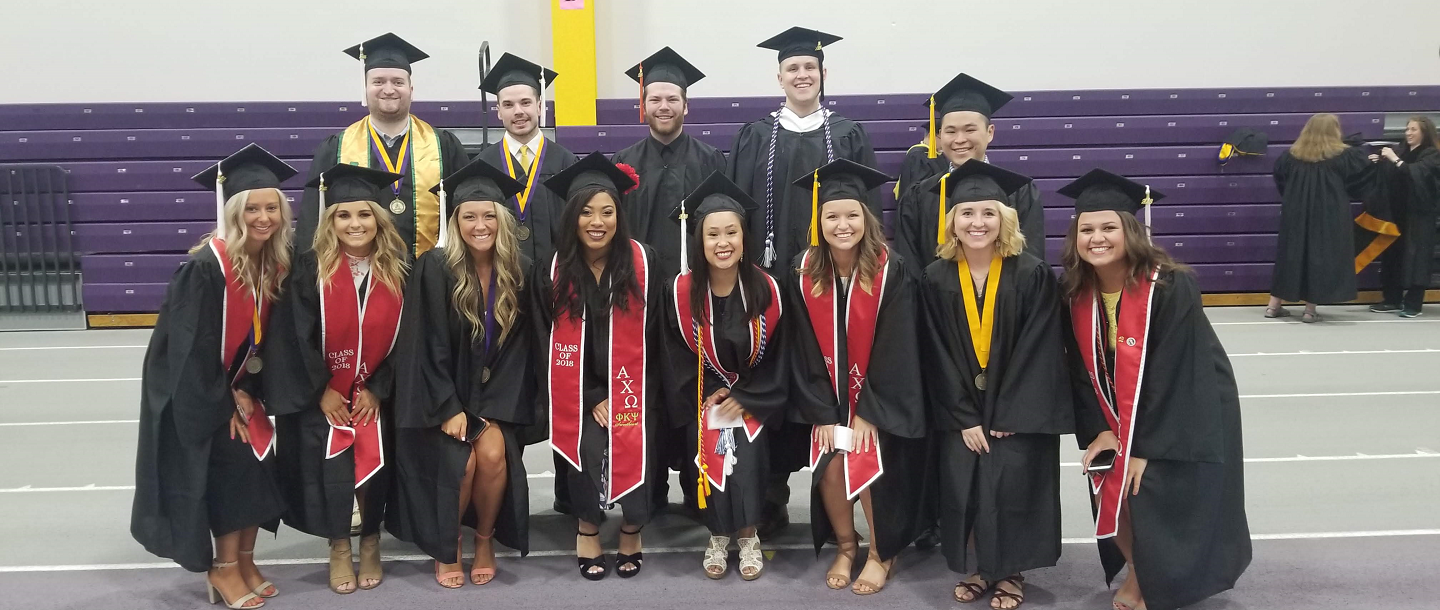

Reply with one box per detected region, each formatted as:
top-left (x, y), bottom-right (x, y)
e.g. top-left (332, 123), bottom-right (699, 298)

top-left (1, 0), bottom-right (1436, 104)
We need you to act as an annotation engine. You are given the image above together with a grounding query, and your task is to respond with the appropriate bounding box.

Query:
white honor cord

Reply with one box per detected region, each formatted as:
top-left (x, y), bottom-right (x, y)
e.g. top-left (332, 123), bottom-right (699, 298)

top-left (678, 208), bottom-right (689, 274)
top-left (436, 179), bottom-right (448, 248)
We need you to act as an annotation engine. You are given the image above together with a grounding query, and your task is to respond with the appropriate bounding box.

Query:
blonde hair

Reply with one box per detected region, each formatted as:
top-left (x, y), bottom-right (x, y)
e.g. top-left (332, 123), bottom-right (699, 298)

top-left (935, 200), bottom-right (1027, 262)
top-left (443, 202), bottom-right (524, 345)
top-left (800, 201), bottom-right (887, 297)
top-left (1290, 113), bottom-right (1349, 163)
top-left (190, 188), bottom-right (291, 301)
top-left (312, 200), bottom-right (409, 294)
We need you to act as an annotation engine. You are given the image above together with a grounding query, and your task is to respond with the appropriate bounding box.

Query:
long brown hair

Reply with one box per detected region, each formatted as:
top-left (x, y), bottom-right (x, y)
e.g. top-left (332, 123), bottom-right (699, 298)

top-left (189, 188), bottom-right (291, 301)
top-left (1289, 113), bottom-right (1348, 162)
top-left (1060, 211), bottom-right (1187, 300)
top-left (800, 201), bottom-right (887, 297)
top-left (1404, 115), bottom-right (1439, 153)
top-left (444, 203), bottom-right (525, 345)
top-left (312, 201), bottom-right (409, 295)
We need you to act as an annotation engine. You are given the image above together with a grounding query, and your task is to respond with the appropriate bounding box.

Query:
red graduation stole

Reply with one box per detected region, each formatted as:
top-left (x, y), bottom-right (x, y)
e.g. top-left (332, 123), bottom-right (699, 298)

top-left (548, 240), bottom-right (650, 503)
top-left (1071, 270), bottom-right (1158, 539)
top-left (320, 262), bottom-right (404, 488)
top-left (210, 238), bottom-right (275, 461)
top-left (672, 269), bottom-right (782, 491)
top-left (802, 247), bottom-right (890, 500)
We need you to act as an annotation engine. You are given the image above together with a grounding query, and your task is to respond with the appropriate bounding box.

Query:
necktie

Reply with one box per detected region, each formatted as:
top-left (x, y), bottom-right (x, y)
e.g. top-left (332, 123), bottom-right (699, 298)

top-left (518, 145), bottom-right (532, 171)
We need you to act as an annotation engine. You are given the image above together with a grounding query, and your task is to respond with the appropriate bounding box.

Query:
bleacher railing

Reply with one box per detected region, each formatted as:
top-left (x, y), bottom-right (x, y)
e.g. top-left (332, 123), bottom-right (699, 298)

top-left (1, 165), bottom-right (83, 313)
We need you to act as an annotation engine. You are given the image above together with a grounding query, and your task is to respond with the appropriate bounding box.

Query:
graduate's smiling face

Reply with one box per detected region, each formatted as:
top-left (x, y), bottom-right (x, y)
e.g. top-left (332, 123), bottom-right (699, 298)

top-left (701, 211), bottom-right (744, 271)
top-left (820, 199), bottom-right (866, 252)
top-left (953, 200), bottom-right (1002, 252)
top-left (577, 192), bottom-right (618, 253)
top-left (777, 56), bottom-right (825, 106)
top-left (498, 84), bottom-right (540, 140)
top-left (1076, 211), bottom-right (1128, 268)
top-left (644, 82), bottom-right (688, 138)
top-left (940, 111), bottom-right (995, 165)
top-left (456, 200), bottom-right (500, 255)
top-left (365, 68), bottom-right (413, 119)
top-left (242, 188), bottom-right (283, 246)
top-left (332, 201), bottom-right (378, 256)
top-left (1405, 120), bottom-right (1423, 148)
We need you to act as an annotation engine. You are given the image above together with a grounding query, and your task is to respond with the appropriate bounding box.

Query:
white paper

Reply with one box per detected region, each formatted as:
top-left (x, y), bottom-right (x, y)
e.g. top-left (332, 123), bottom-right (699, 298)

top-left (832, 425), bottom-right (854, 453)
top-left (707, 409), bottom-right (744, 430)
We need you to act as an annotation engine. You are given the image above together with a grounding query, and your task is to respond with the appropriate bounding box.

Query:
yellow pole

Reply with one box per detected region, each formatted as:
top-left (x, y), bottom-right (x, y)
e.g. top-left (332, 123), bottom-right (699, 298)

top-left (550, 0), bottom-right (597, 126)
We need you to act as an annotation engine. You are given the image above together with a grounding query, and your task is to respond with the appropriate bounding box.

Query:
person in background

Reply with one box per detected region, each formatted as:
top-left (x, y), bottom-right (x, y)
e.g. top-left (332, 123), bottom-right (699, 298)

top-left (1266, 113), bottom-right (1374, 322)
top-left (131, 145), bottom-right (296, 609)
top-left (1059, 169), bottom-right (1251, 610)
top-left (296, 33), bottom-right (470, 259)
top-left (1369, 116), bottom-right (1440, 318)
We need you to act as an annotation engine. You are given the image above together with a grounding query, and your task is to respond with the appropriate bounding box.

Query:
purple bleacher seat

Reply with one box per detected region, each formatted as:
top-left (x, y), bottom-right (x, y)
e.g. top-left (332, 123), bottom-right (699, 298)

top-left (69, 191), bottom-right (301, 222)
top-left (81, 254), bottom-right (187, 284)
top-left (71, 222), bottom-right (214, 254)
top-left (60, 159), bottom-right (312, 193)
top-left (0, 101), bottom-right (541, 131)
top-left (1043, 234), bottom-right (1276, 265)
top-left (0, 128), bottom-right (335, 162)
top-left (81, 282), bottom-right (166, 313)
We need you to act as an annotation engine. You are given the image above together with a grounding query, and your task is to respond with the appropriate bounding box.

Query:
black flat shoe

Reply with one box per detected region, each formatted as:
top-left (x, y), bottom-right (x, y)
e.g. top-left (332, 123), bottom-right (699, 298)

top-left (616, 526), bottom-right (644, 578)
top-left (1369, 302), bottom-right (1402, 313)
top-left (577, 530), bottom-right (608, 581)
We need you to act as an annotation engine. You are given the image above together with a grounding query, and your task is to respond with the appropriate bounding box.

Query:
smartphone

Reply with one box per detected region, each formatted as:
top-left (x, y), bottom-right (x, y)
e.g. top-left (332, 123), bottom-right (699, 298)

top-left (1085, 449), bottom-right (1118, 474)
top-left (463, 415), bottom-right (490, 443)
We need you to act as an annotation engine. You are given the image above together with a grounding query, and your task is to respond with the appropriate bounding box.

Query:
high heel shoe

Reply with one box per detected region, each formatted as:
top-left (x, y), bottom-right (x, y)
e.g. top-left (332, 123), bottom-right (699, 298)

top-left (470, 530), bottom-right (497, 585)
top-left (434, 535), bottom-right (464, 589)
top-left (328, 538), bottom-right (356, 594)
top-left (826, 538), bottom-right (858, 589)
top-left (207, 561), bottom-right (264, 609)
top-left (356, 533), bottom-right (382, 590)
top-left (236, 550), bottom-right (276, 598)
top-left (736, 535), bottom-right (763, 581)
top-left (577, 529), bottom-right (608, 581)
top-left (615, 526), bottom-right (644, 579)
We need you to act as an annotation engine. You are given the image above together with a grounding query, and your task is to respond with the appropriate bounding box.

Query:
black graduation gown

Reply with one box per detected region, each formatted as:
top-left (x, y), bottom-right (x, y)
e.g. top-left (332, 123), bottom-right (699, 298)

top-left (1377, 145), bottom-right (1440, 301)
top-left (475, 137), bottom-right (581, 269)
top-left (264, 252), bottom-right (397, 540)
top-left (782, 248), bottom-right (929, 561)
top-left (896, 170), bottom-right (1048, 278)
top-left (1269, 147), bottom-right (1374, 303)
top-left (1065, 270), bottom-right (1252, 610)
top-left (387, 250), bottom-right (538, 561)
top-left (530, 243), bottom-right (667, 526)
top-left (612, 133), bottom-right (728, 278)
top-left (661, 274), bottom-right (791, 534)
top-left (726, 113), bottom-right (878, 271)
top-left (919, 253), bottom-right (1073, 579)
top-left (296, 126), bottom-right (470, 259)
top-left (131, 246), bottom-right (285, 573)
top-left (894, 143), bottom-right (948, 204)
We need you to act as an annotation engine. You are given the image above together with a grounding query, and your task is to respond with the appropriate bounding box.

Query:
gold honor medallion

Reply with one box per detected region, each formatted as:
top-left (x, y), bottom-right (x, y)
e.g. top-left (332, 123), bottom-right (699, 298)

top-left (974, 371), bottom-right (986, 391)
top-left (481, 367), bottom-right (492, 383)
top-left (245, 355), bottom-right (264, 374)
top-left (517, 224), bottom-right (532, 241)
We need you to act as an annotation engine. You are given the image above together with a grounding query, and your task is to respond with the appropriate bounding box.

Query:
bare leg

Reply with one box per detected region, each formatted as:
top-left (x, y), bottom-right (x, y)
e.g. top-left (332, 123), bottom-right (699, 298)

top-left (211, 531), bottom-right (263, 608)
top-left (852, 489), bottom-right (893, 594)
top-left (435, 450), bottom-right (476, 588)
top-left (468, 425), bottom-right (508, 584)
top-left (234, 526), bottom-right (273, 596)
top-left (819, 457), bottom-right (857, 589)
top-left (577, 519), bottom-right (604, 577)
top-left (1112, 504), bottom-right (1145, 609)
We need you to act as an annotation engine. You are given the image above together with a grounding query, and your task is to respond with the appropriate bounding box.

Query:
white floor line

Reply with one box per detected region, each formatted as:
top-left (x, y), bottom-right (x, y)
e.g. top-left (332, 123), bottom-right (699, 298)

top-left (0, 378), bottom-right (140, 384)
top-left (0, 345), bottom-right (146, 352)
top-left (6, 452), bottom-right (1433, 494)
top-left (2, 529), bottom-right (1437, 573)
top-left (1229, 349), bottom-right (1440, 357)
top-left (0, 420), bottom-right (138, 427)
top-left (1240, 390), bottom-right (1440, 399)
top-left (1212, 319), bottom-right (1440, 326)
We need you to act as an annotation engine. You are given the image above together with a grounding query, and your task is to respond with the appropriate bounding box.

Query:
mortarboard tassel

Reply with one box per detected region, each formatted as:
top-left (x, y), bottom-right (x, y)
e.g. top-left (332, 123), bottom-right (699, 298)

top-left (317, 173), bottom-right (326, 227)
top-left (678, 204), bottom-right (689, 275)
top-left (214, 166), bottom-right (227, 235)
top-left (927, 96), bottom-right (937, 159)
top-left (539, 69), bottom-right (548, 131)
top-left (358, 44), bottom-right (368, 108)
top-left (436, 179), bottom-right (448, 248)
top-left (936, 174), bottom-right (948, 246)
top-left (809, 169), bottom-right (821, 247)
top-left (1141, 185), bottom-right (1154, 243)
top-left (638, 65), bottom-right (645, 124)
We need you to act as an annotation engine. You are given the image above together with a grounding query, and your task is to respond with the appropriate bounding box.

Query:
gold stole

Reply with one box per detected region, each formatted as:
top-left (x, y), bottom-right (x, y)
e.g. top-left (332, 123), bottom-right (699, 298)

top-left (337, 116), bottom-right (443, 257)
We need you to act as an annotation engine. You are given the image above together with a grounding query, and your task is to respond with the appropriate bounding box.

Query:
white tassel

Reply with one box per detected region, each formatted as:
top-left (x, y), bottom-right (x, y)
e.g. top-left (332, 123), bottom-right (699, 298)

top-left (214, 165), bottom-right (226, 235)
top-left (359, 44), bottom-right (368, 108)
top-left (317, 173), bottom-right (326, 226)
top-left (436, 179), bottom-right (448, 248)
top-left (678, 207), bottom-right (689, 275)
top-left (1142, 185), bottom-right (1153, 244)
top-left (539, 69), bottom-right (548, 130)
top-left (761, 233), bottom-right (776, 268)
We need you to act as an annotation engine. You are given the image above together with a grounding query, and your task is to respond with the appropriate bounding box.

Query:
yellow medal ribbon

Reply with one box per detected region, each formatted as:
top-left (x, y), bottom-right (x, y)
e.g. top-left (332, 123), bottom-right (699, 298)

top-left (365, 118), bottom-right (412, 190)
top-left (502, 136), bottom-right (546, 216)
top-left (958, 255), bottom-right (1002, 370)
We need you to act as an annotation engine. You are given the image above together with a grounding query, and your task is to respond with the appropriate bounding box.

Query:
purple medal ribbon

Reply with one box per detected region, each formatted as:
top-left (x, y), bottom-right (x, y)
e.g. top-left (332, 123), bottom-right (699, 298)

top-left (483, 267), bottom-right (499, 356)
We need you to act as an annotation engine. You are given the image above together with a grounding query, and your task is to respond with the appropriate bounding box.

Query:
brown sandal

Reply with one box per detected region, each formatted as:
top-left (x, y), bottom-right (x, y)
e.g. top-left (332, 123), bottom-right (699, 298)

top-left (954, 575), bottom-right (991, 603)
top-left (356, 533), bottom-right (382, 590)
top-left (851, 555), bottom-right (895, 596)
top-left (825, 539), bottom-right (857, 589)
top-left (328, 539), bottom-right (356, 595)
top-left (991, 575), bottom-right (1025, 609)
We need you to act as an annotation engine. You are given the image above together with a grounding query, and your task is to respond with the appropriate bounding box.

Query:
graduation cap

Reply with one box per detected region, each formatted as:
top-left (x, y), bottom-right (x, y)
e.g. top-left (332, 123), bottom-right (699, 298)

top-left (669, 171), bottom-right (758, 273)
top-left (344, 33), bottom-right (429, 107)
top-left (1218, 128), bottom-right (1268, 166)
top-left (1057, 169), bottom-right (1167, 239)
top-left (191, 144), bottom-right (297, 234)
top-left (626, 47), bottom-right (706, 123)
top-left (928, 160), bottom-right (1032, 246)
top-left (922, 74), bottom-right (1013, 159)
top-left (543, 151), bottom-right (639, 202)
top-left (428, 158), bottom-right (528, 247)
top-left (305, 163), bottom-right (403, 225)
top-left (480, 53), bottom-right (559, 130)
top-left (758, 26), bottom-right (842, 99)
top-left (791, 158), bottom-right (892, 247)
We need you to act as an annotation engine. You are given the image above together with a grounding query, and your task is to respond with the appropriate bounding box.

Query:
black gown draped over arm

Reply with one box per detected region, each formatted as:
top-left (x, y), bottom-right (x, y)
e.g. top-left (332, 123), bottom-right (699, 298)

top-left (387, 250), bottom-right (536, 561)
